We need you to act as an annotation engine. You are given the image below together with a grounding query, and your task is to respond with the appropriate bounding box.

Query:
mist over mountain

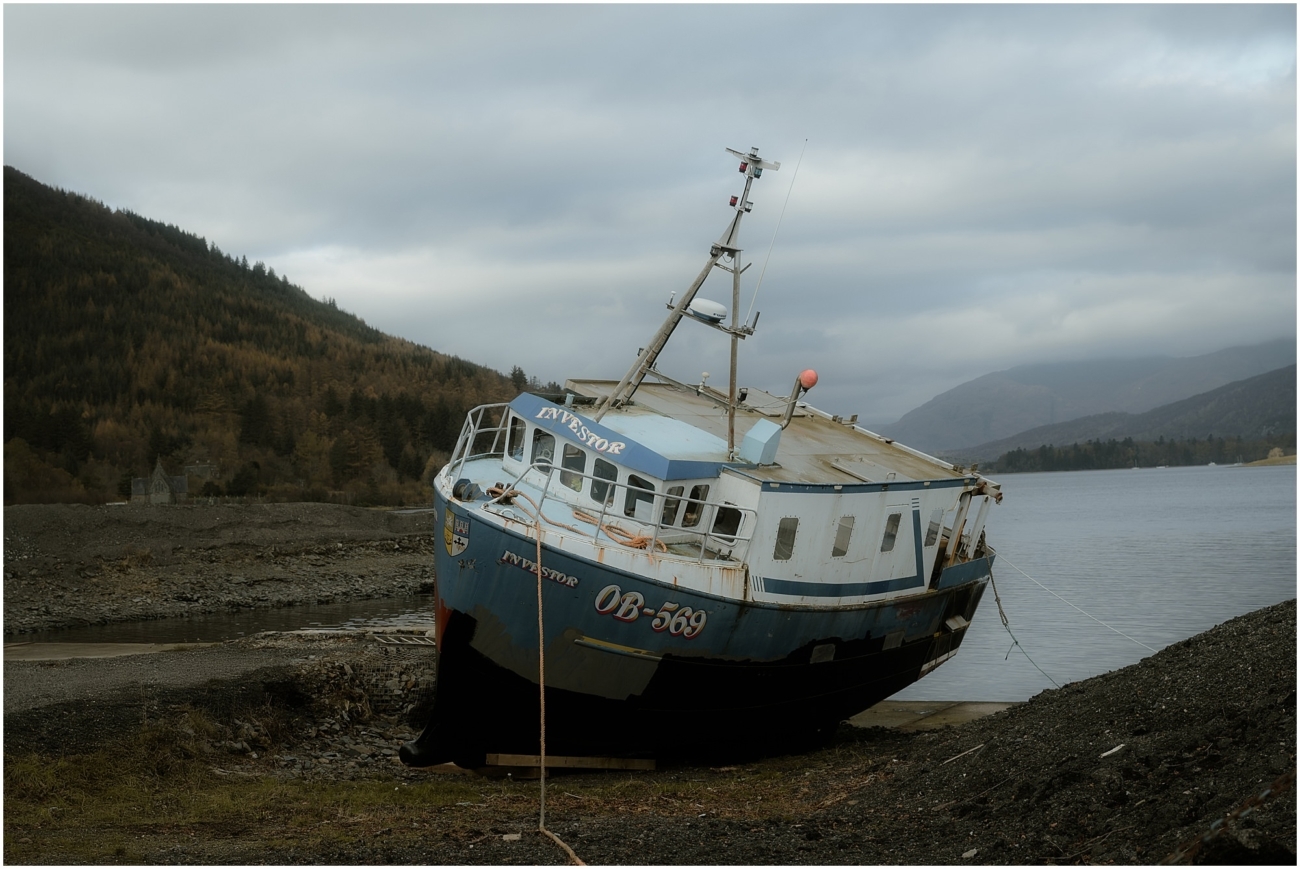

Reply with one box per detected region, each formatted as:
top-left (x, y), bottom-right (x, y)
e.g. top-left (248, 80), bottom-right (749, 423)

top-left (879, 339), bottom-right (1296, 454)
top-left (950, 364), bottom-right (1296, 464)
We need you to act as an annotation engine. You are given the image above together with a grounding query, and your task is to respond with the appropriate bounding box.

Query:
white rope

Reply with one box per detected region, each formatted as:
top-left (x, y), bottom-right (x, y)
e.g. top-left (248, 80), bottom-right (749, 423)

top-left (988, 570), bottom-right (1059, 688)
top-left (995, 552), bottom-right (1159, 654)
top-left (530, 523), bottom-right (585, 866)
top-left (744, 137), bottom-right (807, 323)
top-left (535, 528), bottom-right (547, 828)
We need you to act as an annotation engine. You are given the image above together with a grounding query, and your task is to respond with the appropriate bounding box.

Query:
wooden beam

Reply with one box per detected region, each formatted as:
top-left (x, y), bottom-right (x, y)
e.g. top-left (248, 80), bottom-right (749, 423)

top-left (485, 753), bottom-right (655, 771)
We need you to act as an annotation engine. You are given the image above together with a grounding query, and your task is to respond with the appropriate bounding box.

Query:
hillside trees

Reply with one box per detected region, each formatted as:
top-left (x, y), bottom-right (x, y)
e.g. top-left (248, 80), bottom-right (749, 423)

top-left (988, 434), bottom-right (1295, 473)
top-left (4, 166), bottom-right (523, 505)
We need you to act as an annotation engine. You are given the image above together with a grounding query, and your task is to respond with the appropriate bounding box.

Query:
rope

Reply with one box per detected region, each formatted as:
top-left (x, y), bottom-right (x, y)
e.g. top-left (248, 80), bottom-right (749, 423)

top-left (1159, 769), bottom-right (1295, 864)
top-left (573, 509), bottom-right (667, 552)
top-left (542, 828), bottom-right (584, 865)
top-left (745, 137), bottom-right (807, 324)
top-left (996, 553), bottom-right (1159, 654)
top-left (988, 570), bottom-right (1059, 688)
top-left (535, 528), bottom-right (547, 830)
top-left (489, 486), bottom-right (665, 552)
top-left (530, 522), bottom-right (584, 865)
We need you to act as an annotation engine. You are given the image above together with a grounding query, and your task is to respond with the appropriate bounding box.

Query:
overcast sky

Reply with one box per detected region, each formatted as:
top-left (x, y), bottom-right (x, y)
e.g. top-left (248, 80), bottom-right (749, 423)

top-left (5, 4), bottom-right (1295, 422)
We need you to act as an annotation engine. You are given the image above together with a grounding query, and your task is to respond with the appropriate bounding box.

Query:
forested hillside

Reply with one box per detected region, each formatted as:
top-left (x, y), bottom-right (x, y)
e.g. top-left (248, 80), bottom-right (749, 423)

top-left (4, 167), bottom-right (537, 505)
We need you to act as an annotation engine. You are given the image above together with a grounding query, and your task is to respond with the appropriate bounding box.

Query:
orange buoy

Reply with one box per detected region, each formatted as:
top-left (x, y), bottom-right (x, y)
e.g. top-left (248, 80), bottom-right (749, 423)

top-left (799, 369), bottom-right (819, 390)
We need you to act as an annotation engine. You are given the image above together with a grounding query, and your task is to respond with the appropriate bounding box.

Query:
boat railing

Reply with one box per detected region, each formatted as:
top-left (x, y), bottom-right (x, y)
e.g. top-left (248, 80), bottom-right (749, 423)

top-left (448, 402), bottom-right (512, 482)
top-left (487, 460), bottom-right (756, 566)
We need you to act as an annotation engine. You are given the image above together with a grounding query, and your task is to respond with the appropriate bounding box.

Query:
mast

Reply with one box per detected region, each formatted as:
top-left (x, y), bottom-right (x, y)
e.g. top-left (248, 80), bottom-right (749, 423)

top-left (593, 147), bottom-right (780, 432)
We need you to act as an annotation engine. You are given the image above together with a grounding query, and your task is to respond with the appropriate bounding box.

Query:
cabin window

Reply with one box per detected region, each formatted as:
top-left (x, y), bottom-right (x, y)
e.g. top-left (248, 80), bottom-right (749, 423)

top-left (924, 509), bottom-right (944, 547)
top-left (589, 458), bottom-right (617, 505)
top-left (831, 516), bottom-right (855, 558)
top-left (682, 484), bottom-right (710, 528)
top-left (624, 475), bottom-right (656, 521)
top-left (712, 504), bottom-right (743, 540)
top-left (507, 416), bottom-right (526, 461)
top-left (880, 512), bottom-right (902, 552)
top-left (662, 486), bottom-right (684, 525)
top-left (774, 517), bottom-right (798, 561)
top-left (560, 444), bottom-right (586, 491)
top-left (531, 430), bottom-right (555, 469)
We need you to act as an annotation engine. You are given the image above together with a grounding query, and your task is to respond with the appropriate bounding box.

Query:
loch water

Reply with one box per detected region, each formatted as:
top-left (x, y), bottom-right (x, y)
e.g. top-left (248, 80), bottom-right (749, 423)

top-left (13, 465), bottom-right (1294, 705)
top-left (895, 463), bottom-right (1297, 702)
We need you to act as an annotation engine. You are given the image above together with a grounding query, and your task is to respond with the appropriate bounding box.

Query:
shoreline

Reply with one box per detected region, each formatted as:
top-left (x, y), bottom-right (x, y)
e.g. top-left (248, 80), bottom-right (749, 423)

top-left (4, 502), bottom-right (436, 635)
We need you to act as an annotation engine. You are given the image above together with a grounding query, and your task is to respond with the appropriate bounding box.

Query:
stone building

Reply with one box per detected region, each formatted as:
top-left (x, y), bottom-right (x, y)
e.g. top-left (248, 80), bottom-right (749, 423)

top-left (131, 459), bottom-right (188, 505)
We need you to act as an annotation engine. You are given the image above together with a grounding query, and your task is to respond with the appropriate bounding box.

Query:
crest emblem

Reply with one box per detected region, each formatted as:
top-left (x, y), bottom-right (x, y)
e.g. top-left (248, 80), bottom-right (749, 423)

top-left (444, 509), bottom-right (470, 556)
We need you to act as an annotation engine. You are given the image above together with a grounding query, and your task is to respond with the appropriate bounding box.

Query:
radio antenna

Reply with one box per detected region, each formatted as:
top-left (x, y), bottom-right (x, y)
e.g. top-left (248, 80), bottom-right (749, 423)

top-left (745, 137), bottom-right (806, 324)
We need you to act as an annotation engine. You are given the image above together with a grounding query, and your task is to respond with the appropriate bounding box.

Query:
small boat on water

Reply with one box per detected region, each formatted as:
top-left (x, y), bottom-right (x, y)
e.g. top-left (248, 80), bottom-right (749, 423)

top-left (401, 147), bottom-right (1002, 767)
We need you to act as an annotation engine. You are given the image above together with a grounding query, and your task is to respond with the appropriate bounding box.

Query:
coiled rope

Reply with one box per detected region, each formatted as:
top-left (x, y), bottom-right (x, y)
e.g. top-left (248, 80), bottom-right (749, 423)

top-left (486, 485), bottom-right (667, 553)
top-left (573, 509), bottom-right (667, 552)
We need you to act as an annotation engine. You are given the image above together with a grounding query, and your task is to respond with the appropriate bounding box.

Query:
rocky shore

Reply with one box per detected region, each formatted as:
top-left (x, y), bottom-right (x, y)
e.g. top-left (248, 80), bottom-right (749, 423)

top-left (3, 502), bottom-right (436, 635)
top-left (3, 503), bottom-right (1294, 863)
top-left (5, 598), bottom-right (1295, 864)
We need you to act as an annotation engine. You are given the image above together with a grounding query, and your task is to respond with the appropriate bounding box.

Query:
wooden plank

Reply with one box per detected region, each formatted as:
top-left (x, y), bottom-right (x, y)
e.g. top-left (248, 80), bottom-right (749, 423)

top-left (485, 753), bottom-right (655, 771)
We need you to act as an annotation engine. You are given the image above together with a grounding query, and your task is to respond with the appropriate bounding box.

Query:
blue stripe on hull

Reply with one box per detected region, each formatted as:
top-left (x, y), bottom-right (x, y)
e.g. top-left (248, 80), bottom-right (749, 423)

top-left (762, 508), bottom-right (928, 598)
top-left (407, 491), bottom-right (992, 764)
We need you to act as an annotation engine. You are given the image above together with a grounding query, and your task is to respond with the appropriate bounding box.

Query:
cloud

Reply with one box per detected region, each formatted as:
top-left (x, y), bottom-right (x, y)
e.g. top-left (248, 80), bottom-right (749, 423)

top-left (4, 4), bottom-right (1294, 422)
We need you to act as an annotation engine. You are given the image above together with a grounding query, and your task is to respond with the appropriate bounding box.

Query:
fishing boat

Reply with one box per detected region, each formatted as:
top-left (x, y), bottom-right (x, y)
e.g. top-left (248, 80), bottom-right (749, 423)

top-left (401, 147), bottom-right (1001, 767)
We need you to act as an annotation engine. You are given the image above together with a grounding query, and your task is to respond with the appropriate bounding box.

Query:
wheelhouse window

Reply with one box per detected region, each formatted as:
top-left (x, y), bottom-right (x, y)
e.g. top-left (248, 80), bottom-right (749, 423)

top-left (924, 509), bottom-right (944, 547)
top-left (560, 444), bottom-right (586, 491)
top-left (590, 458), bottom-right (617, 505)
top-left (624, 475), bottom-right (656, 521)
top-left (712, 504), bottom-right (742, 540)
top-left (531, 430), bottom-right (555, 469)
top-left (880, 512), bottom-right (902, 552)
top-left (662, 485), bottom-right (684, 525)
top-left (774, 517), bottom-right (798, 561)
top-left (507, 416), bottom-right (526, 461)
top-left (831, 516), bottom-right (855, 558)
top-left (682, 484), bottom-right (710, 528)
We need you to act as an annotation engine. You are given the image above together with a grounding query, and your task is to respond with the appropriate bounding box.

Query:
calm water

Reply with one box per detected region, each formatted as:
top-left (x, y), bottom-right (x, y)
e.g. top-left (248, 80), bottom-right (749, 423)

top-left (13, 465), bottom-right (1294, 704)
top-left (896, 464), bottom-right (1297, 701)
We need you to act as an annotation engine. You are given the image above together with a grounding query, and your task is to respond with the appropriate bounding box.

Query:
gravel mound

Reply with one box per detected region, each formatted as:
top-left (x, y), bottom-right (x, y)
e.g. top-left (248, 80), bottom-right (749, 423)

top-left (555, 598), bottom-right (1297, 865)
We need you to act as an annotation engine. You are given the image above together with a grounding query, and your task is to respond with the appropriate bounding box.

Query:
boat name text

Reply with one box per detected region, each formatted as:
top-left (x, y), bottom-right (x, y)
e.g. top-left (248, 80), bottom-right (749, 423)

top-left (533, 409), bottom-right (626, 455)
top-left (593, 584), bottom-right (707, 638)
top-left (499, 550), bottom-right (580, 588)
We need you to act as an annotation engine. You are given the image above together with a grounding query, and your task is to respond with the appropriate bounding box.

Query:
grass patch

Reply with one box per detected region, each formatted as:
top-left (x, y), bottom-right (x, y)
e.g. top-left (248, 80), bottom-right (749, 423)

top-left (6, 704), bottom-right (910, 863)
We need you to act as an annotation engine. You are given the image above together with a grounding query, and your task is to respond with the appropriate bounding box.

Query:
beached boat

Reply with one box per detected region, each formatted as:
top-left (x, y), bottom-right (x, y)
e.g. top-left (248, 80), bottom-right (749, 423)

top-left (401, 147), bottom-right (1002, 767)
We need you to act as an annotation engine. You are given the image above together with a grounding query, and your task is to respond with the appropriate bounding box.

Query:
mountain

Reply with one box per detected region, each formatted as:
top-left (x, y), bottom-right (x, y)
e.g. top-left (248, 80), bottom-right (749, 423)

top-left (879, 339), bottom-right (1296, 454)
top-left (951, 364), bottom-right (1297, 463)
top-left (3, 166), bottom-right (526, 505)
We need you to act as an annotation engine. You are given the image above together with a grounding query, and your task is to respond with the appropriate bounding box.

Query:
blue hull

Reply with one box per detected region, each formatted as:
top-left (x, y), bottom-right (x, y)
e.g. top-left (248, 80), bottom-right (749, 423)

top-left (401, 494), bottom-right (991, 766)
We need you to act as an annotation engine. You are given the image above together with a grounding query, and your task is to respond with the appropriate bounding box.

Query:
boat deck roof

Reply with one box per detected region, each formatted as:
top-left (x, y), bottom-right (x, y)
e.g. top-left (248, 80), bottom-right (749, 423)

top-left (565, 379), bottom-right (968, 485)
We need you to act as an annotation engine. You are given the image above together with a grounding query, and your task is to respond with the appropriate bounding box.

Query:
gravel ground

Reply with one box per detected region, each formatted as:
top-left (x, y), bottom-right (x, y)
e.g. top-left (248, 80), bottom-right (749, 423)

top-left (5, 600), bottom-right (1294, 865)
top-left (3, 502), bottom-right (436, 635)
top-left (4, 503), bottom-right (1294, 863)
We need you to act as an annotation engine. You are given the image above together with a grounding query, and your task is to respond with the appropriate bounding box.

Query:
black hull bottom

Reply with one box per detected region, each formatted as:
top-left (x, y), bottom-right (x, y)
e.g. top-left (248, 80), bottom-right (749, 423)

top-left (401, 584), bottom-right (983, 767)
